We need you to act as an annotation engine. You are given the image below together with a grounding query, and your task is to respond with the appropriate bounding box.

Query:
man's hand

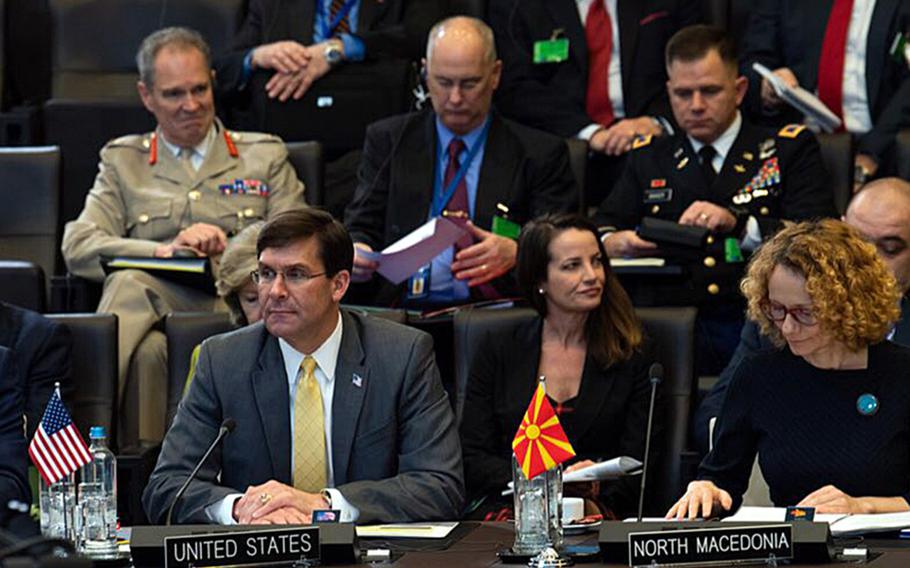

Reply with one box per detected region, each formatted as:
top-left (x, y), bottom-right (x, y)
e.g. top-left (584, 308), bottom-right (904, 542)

top-left (678, 201), bottom-right (737, 233)
top-left (251, 41), bottom-right (310, 74)
top-left (666, 480), bottom-right (733, 520)
top-left (602, 230), bottom-right (658, 258)
top-left (451, 222), bottom-right (517, 287)
top-left (352, 242), bottom-right (379, 283)
top-left (853, 154), bottom-right (879, 194)
top-left (233, 480), bottom-right (329, 524)
top-left (250, 506), bottom-right (311, 525)
top-left (265, 70), bottom-right (311, 101)
top-left (761, 67), bottom-right (799, 109)
top-left (589, 117), bottom-right (663, 156)
top-left (155, 223), bottom-right (227, 257)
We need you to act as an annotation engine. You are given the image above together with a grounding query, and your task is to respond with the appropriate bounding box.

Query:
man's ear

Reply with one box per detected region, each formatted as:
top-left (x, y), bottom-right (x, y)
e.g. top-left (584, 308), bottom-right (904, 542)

top-left (137, 81), bottom-right (154, 113)
top-left (332, 270), bottom-right (351, 302)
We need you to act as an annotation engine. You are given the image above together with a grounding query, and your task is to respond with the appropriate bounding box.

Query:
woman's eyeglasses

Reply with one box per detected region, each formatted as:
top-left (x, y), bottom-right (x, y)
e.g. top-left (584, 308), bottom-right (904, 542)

top-left (760, 299), bottom-right (817, 326)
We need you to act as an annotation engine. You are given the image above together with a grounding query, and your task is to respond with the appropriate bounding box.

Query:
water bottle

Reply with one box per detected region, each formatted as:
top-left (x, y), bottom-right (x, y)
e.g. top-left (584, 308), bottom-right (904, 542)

top-left (78, 426), bottom-right (118, 556)
top-left (39, 473), bottom-right (77, 542)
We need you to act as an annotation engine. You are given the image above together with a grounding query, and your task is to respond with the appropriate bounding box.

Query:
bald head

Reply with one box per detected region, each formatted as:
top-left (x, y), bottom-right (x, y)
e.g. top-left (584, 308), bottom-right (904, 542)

top-left (426, 16), bottom-right (497, 64)
top-left (844, 178), bottom-right (910, 293)
top-left (424, 16), bottom-right (502, 136)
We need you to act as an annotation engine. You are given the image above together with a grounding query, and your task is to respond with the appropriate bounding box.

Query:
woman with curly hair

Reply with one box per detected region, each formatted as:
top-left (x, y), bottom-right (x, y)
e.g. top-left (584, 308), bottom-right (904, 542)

top-left (669, 219), bottom-right (910, 518)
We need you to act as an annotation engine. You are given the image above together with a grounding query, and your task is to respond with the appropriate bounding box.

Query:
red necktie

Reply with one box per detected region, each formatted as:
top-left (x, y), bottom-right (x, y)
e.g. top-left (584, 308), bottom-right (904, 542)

top-left (585, 0), bottom-right (615, 126)
top-left (816, 0), bottom-right (854, 129)
top-left (443, 139), bottom-right (472, 249)
top-left (329, 0), bottom-right (351, 35)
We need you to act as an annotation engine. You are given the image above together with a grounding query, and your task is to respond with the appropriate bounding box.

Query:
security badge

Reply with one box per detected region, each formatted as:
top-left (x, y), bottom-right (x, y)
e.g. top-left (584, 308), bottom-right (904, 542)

top-left (218, 179), bottom-right (270, 196)
top-left (732, 157), bottom-right (780, 205)
top-left (759, 138), bottom-right (777, 160)
top-left (407, 264), bottom-right (431, 300)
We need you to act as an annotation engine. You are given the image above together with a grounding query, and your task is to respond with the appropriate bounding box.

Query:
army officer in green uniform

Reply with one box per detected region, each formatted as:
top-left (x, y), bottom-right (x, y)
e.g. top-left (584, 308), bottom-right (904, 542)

top-left (62, 27), bottom-right (305, 446)
top-left (592, 25), bottom-right (835, 374)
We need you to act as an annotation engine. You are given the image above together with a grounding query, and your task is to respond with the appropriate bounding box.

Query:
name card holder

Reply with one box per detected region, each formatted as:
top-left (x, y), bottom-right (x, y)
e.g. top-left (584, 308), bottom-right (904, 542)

top-left (164, 526), bottom-right (319, 568)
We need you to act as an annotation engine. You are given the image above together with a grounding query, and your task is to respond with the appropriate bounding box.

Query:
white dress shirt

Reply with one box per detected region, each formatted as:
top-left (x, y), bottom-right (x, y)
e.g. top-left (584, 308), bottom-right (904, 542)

top-left (839, 0), bottom-right (875, 134)
top-left (205, 312), bottom-right (361, 524)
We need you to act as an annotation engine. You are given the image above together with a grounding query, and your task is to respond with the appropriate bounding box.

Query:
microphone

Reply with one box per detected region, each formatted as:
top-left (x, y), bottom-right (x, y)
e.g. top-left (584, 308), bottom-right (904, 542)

top-left (637, 363), bottom-right (663, 522)
top-left (165, 418), bottom-right (236, 526)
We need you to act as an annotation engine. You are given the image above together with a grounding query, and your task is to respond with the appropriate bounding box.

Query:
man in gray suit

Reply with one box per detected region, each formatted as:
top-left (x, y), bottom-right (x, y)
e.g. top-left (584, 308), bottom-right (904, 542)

top-left (143, 208), bottom-right (464, 524)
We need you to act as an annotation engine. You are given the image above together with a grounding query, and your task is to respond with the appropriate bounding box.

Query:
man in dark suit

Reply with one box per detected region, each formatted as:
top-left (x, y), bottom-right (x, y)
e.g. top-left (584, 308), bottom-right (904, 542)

top-left (0, 347), bottom-right (28, 526)
top-left (695, 177), bottom-right (910, 454)
top-left (489, 0), bottom-right (699, 204)
top-left (216, 0), bottom-right (442, 102)
top-left (490, 0), bottom-right (698, 153)
top-left (740, 0), bottom-right (910, 185)
top-left (345, 16), bottom-right (576, 307)
top-left (594, 25), bottom-right (835, 373)
top-left (143, 208), bottom-right (463, 524)
top-left (0, 302), bottom-right (71, 440)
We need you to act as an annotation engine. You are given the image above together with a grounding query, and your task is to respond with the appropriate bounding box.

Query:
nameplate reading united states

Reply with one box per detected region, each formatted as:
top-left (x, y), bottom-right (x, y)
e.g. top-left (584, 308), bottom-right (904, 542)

top-left (628, 524), bottom-right (793, 567)
top-left (164, 526), bottom-right (319, 567)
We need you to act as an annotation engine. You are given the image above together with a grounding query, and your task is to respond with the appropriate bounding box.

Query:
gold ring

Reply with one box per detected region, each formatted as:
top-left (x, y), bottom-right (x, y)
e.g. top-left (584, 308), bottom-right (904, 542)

top-left (259, 493), bottom-right (271, 505)
top-left (699, 213), bottom-right (708, 220)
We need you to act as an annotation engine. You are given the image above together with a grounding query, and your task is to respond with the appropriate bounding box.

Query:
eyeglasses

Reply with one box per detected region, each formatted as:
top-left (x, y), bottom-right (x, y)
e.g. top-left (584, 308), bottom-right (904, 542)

top-left (760, 299), bottom-right (817, 326)
top-left (251, 267), bottom-right (327, 286)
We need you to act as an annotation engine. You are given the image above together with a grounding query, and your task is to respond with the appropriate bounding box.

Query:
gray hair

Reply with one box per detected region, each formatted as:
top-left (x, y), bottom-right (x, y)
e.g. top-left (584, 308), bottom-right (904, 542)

top-left (426, 16), bottom-right (497, 64)
top-left (136, 26), bottom-right (211, 87)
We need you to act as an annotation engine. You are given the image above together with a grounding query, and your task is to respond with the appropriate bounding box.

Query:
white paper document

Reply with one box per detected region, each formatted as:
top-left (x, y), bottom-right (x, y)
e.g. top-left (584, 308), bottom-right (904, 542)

top-left (356, 521), bottom-right (459, 539)
top-left (358, 217), bottom-right (467, 284)
top-left (752, 63), bottom-right (842, 133)
top-left (502, 456), bottom-right (641, 496)
top-left (722, 506), bottom-right (910, 536)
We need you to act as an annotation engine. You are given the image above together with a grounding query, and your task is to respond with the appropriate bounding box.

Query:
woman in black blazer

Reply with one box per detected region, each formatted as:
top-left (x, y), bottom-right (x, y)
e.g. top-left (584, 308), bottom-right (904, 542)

top-left (460, 213), bottom-right (658, 519)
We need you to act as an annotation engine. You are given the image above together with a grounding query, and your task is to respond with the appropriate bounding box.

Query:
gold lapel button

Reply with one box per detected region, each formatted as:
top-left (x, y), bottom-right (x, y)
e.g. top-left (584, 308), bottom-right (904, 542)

top-left (760, 206), bottom-right (770, 215)
top-left (707, 283), bottom-right (720, 295)
top-left (188, 190), bottom-right (201, 201)
top-left (703, 256), bottom-right (716, 268)
top-left (651, 205), bottom-right (660, 214)
top-left (706, 235), bottom-right (715, 245)
top-left (138, 214), bottom-right (150, 224)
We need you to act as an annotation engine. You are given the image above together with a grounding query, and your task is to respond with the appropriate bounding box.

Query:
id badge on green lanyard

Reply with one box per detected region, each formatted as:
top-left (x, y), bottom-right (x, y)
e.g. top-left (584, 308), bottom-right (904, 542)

top-left (533, 29), bottom-right (569, 64)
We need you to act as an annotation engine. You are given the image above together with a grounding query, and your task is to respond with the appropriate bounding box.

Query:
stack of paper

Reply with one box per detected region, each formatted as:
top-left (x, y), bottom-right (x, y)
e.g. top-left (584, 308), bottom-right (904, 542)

top-left (752, 63), bottom-right (842, 133)
top-left (722, 506), bottom-right (910, 536)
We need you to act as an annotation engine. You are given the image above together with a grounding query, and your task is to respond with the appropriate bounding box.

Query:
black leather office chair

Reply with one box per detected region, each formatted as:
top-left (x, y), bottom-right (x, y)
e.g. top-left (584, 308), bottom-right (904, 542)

top-left (895, 129), bottom-right (910, 181)
top-left (0, 260), bottom-right (46, 312)
top-left (164, 311), bottom-right (234, 428)
top-left (449, 0), bottom-right (487, 17)
top-left (0, 146), bottom-right (60, 285)
top-left (46, 313), bottom-right (118, 451)
top-left (285, 141), bottom-right (325, 208)
top-left (453, 305), bottom-right (697, 514)
top-left (816, 132), bottom-right (853, 215)
top-left (566, 138), bottom-right (588, 213)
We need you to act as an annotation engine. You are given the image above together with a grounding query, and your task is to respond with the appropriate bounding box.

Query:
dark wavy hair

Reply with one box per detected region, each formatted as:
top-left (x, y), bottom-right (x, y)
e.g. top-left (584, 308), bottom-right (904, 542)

top-left (517, 213), bottom-right (642, 367)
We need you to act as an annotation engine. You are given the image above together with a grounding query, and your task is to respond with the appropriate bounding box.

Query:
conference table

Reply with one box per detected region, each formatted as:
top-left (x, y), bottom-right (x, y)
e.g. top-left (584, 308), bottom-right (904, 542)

top-left (129, 521), bottom-right (910, 567)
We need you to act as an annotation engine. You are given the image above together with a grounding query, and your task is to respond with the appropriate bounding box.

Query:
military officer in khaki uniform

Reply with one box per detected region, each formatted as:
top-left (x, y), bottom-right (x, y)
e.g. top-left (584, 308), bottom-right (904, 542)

top-left (62, 27), bottom-right (305, 447)
top-left (592, 26), bottom-right (835, 374)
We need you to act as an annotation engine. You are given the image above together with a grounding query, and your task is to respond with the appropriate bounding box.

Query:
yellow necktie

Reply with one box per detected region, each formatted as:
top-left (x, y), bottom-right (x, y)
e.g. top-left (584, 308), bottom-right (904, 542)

top-left (293, 356), bottom-right (327, 492)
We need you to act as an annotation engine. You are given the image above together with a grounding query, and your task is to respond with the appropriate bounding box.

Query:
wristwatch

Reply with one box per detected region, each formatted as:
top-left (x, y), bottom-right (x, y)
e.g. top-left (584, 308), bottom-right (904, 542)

top-left (324, 42), bottom-right (344, 67)
top-left (854, 164), bottom-right (871, 186)
top-left (320, 489), bottom-right (333, 508)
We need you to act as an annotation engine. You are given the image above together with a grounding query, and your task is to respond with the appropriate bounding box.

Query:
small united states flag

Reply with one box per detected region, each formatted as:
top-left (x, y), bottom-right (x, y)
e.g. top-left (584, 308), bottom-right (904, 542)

top-left (28, 390), bottom-right (91, 485)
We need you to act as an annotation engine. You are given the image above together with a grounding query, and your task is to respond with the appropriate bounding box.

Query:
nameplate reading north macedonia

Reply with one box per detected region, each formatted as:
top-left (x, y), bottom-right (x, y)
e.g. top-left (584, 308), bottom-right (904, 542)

top-left (628, 524), bottom-right (793, 567)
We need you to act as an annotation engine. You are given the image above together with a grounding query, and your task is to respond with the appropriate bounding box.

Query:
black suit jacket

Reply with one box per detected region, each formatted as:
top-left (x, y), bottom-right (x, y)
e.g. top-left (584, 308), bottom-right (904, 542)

top-left (740, 0), bottom-right (910, 161)
top-left (695, 295), bottom-right (910, 455)
top-left (0, 347), bottom-right (28, 520)
top-left (489, 0), bottom-right (700, 137)
top-left (594, 119), bottom-right (836, 304)
top-left (0, 303), bottom-right (72, 440)
top-left (215, 0), bottom-right (442, 96)
top-left (459, 316), bottom-right (660, 518)
top-left (344, 109), bottom-right (577, 302)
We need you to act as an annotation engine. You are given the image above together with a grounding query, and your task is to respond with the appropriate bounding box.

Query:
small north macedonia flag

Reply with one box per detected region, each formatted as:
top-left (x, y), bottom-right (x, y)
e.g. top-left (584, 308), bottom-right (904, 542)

top-left (512, 384), bottom-right (576, 480)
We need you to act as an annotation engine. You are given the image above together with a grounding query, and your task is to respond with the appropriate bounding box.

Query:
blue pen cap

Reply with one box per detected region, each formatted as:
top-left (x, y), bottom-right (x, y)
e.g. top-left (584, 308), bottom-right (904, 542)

top-left (89, 426), bottom-right (106, 439)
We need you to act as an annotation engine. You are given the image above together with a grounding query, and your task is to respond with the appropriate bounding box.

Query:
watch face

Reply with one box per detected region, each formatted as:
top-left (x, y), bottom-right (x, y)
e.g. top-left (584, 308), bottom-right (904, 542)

top-left (325, 46), bottom-right (342, 65)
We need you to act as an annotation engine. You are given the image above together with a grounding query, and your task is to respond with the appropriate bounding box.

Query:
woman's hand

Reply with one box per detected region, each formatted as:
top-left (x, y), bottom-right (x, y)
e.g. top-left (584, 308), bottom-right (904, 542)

top-left (798, 485), bottom-right (910, 514)
top-left (564, 460), bottom-right (601, 503)
top-left (666, 480), bottom-right (733, 520)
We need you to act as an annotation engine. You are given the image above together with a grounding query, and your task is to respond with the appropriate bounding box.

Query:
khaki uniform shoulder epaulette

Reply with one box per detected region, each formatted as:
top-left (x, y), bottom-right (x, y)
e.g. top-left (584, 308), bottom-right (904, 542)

top-left (632, 134), bottom-right (653, 150)
top-left (778, 124), bottom-right (808, 139)
top-left (106, 133), bottom-right (152, 150)
top-left (226, 130), bottom-right (283, 145)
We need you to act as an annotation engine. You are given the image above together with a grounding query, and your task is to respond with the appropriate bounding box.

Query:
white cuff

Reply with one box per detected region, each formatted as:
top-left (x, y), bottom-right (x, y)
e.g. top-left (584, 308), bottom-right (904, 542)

top-left (577, 123), bottom-right (603, 142)
top-left (325, 488), bottom-right (360, 522)
top-left (740, 216), bottom-right (763, 252)
top-left (205, 493), bottom-right (243, 525)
